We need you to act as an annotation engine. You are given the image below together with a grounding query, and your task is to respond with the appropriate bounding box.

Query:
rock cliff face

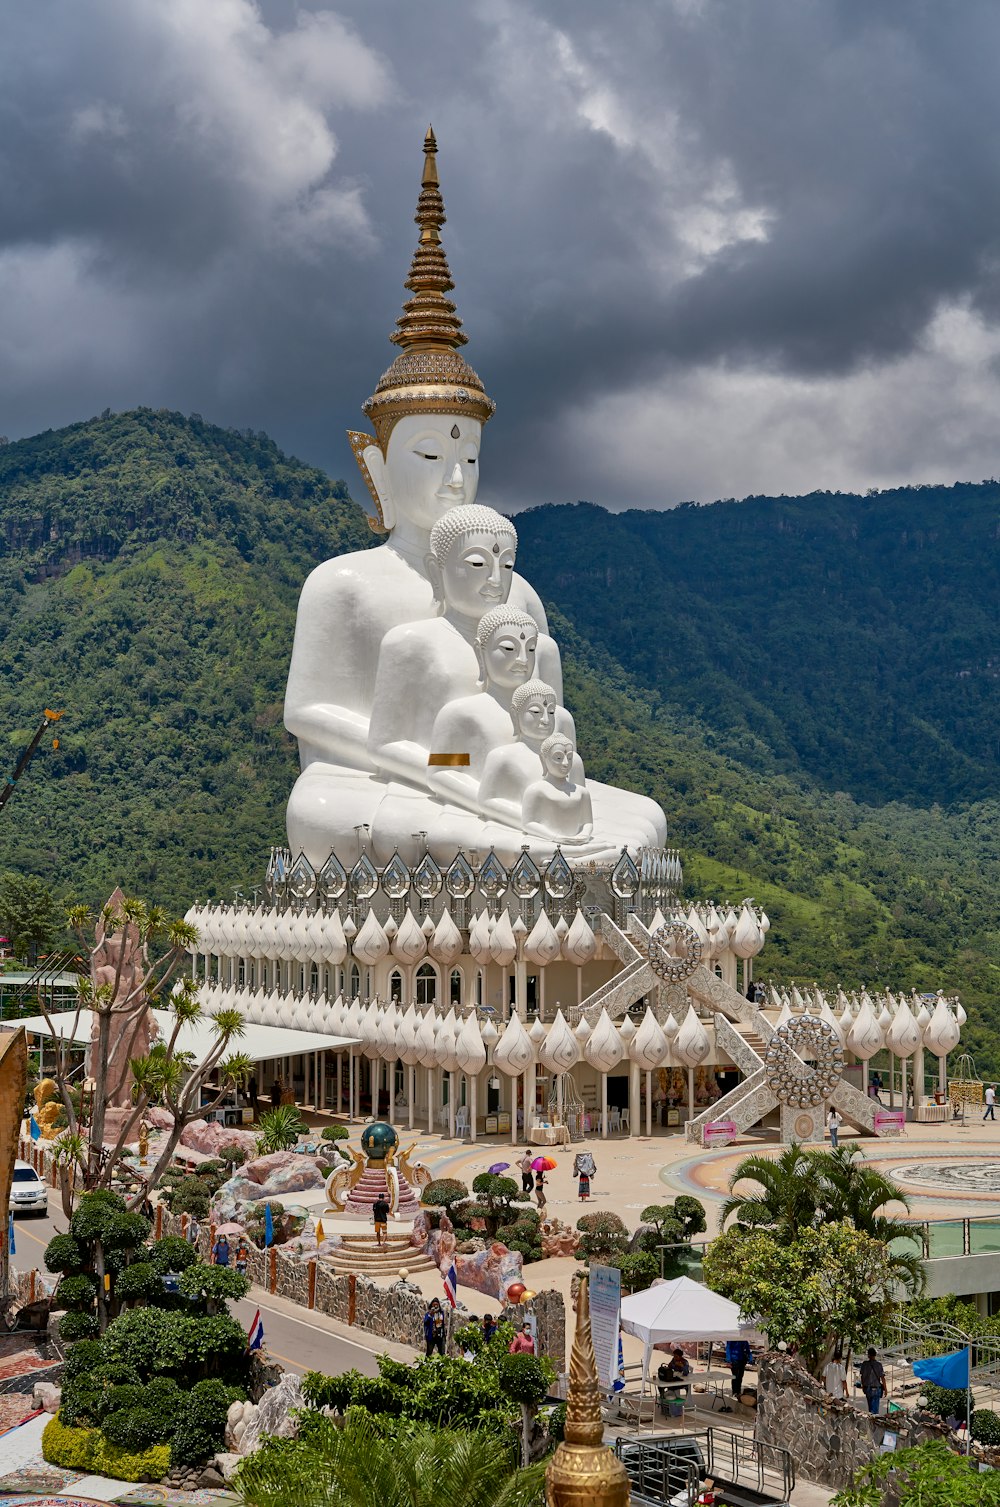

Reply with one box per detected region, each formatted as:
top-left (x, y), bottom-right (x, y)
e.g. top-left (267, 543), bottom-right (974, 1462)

top-left (754, 1352), bottom-right (948, 1490)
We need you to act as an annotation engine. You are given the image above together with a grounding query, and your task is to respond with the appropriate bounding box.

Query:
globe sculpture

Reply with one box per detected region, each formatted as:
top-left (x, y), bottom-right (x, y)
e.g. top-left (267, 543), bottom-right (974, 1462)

top-left (343, 1120), bottom-right (421, 1218)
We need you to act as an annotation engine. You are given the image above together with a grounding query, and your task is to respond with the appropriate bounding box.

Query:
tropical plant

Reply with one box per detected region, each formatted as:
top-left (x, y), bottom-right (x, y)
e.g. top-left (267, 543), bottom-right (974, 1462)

top-left (831, 1439), bottom-right (1000, 1506)
top-left (719, 1144), bottom-right (825, 1239)
top-left (46, 1190), bottom-right (151, 1332)
top-left (255, 1104), bottom-right (307, 1153)
top-left (704, 1221), bottom-right (910, 1376)
top-left (234, 1411), bottom-right (546, 1507)
top-left (38, 893), bottom-right (250, 1215)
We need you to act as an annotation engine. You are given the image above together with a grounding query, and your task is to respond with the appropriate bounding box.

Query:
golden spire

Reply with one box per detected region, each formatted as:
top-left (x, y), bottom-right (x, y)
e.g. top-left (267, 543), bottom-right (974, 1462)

top-left (357, 126), bottom-right (495, 457)
top-left (545, 1277), bottom-right (631, 1507)
top-left (389, 126), bottom-right (467, 354)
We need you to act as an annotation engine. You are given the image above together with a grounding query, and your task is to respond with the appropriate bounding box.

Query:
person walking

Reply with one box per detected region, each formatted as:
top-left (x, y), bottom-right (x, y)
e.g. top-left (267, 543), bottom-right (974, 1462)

top-left (187, 1214), bottom-right (201, 1249)
top-left (423, 1298), bottom-right (447, 1358)
top-left (725, 1339), bottom-right (753, 1400)
top-left (372, 1192), bottom-right (390, 1247)
top-left (519, 1151), bottom-right (534, 1195)
top-left (985, 1085), bottom-right (997, 1121)
top-left (534, 1168), bottom-right (546, 1209)
top-left (858, 1348), bottom-right (887, 1415)
top-left (509, 1321), bottom-right (535, 1355)
top-left (212, 1233), bottom-right (230, 1268)
top-left (235, 1238), bottom-right (249, 1277)
top-left (482, 1313), bottom-right (498, 1345)
top-left (827, 1106), bottom-right (842, 1149)
top-left (823, 1351), bottom-right (849, 1400)
top-left (573, 1148), bottom-right (596, 1201)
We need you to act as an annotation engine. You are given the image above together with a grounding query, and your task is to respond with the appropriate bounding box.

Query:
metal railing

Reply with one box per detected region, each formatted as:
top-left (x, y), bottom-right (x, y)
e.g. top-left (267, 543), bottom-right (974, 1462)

top-left (890, 1216), bottom-right (1000, 1261)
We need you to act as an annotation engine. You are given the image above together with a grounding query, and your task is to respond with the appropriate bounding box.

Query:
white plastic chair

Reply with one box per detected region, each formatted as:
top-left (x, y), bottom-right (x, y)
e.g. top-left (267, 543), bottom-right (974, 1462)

top-left (455, 1106), bottom-right (470, 1136)
top-left (619, 1108), bottom-right (630, 1132)
top-left (608, 1107), bottom-right (621, 1133)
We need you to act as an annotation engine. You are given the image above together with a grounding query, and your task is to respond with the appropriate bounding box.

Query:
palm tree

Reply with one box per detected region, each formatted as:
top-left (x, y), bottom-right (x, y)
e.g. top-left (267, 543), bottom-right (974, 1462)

top-left (719, 1143), bottom-right (824, 1240)
top-left (818, 1143), bottom-right (924, 1296)
top-left (235, 1413), bottom-right (546, 1507)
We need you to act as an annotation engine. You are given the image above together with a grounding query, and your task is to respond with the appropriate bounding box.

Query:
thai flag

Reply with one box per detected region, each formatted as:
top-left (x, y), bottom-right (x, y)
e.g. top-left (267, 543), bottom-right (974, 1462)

top-left (246, 1309), bottom-right (264, 1352)
top-left (443, 1263), bottom-right (458, 1309)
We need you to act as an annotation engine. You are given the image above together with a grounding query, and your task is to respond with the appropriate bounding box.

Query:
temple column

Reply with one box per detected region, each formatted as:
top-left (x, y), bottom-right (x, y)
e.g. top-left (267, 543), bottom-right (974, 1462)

top-left (427, 1066), bottom-right (435, 1135)
top-left (523, 1065), bottom-right (533, 1142)
top-left (601, 1072), bottom-right (608, 1139)
top-left (645, 1070), bottom-right (652, 1137)
top-left (470, 1070), bottom-right (478, 1143)
top-left (687, 1067), bottom-right (695, 1124)
top-left (630, 1061), bottom-right (640, 1138)
top-left (913, 1045), bottom-right (925, 1110)
top-left (408, 1065), bottom-right (415, 1130)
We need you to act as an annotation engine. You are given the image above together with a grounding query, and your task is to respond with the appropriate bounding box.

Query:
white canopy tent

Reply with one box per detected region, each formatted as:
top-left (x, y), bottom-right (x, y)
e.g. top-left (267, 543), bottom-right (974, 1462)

top-left (620, 1275), bottom-right (759, 1382)
top-left (15, 1010), bottom-right (357, 1063)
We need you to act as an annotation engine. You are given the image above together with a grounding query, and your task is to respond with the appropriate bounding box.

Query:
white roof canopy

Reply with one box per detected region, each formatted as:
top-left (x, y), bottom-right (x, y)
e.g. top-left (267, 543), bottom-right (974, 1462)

top-left (619, 1275), bottom-right (759, 1375)
top-left (16, 1010), bottom-right (356, 1065)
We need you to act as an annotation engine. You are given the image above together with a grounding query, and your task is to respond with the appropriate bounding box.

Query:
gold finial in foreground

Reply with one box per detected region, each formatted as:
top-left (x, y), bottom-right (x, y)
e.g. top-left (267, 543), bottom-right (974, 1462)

top-left (545, 1277), bottom-right (631, 1507)
top-left (359, 128), bottom-right (495, 457)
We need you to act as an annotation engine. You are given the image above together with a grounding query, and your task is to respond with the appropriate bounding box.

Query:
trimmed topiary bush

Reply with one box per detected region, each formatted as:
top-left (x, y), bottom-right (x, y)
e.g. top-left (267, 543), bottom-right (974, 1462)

top-left (114, 1261), bottom-right (164, 1303)
top-left (971, 1408), bottom-right (1000, 1444)
top-left (59, 1310), bottom-right (99, 1342)
top-left (55, 1274), bottom-right (98, 1312)
top-left (42, 1415), bottom-right (97, 1470)
top-left (921, 1383), bottom-right (969, 1421)
top-left (163, 1178), bottom-right (211, 1220)
top-left (320, 1124), bottom-right (349, 1142)
top-left (170, 1378), bottom-right (242, 1465)
top-left (62, 1339), bottom-right (103, 1381)
top-left (421, 1178), bottom-right (469, 1210)
top-left (148, 1235), bottom-right (198, 1275)
top-left (90, 1433), bottom-right (170, 1482)
top-left (45, 1233), bottom-right (85, 1275)
top-left (576, 1211), bottom-right (628, 1262)
top-left (102, 1404), bottom-right (172, 1451)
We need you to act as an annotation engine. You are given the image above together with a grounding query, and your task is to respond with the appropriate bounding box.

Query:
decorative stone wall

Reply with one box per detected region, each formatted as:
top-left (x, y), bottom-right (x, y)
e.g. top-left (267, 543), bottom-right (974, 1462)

top-left (755, 1352), bottom-right (949, 1490)
top-left (161, 1210), bottom-right (566, 1368)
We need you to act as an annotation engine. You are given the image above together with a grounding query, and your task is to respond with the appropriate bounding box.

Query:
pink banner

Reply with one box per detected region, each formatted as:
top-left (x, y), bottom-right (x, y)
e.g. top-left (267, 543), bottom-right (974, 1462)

top-left (703, 1117), bottom-right (738, 1147)
top-left (873, 1107), bottom-right (906, 1135)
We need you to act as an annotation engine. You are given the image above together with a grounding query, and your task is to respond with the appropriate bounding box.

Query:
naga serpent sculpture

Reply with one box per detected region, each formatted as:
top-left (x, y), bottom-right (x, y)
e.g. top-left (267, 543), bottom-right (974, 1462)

top-left (323, 1146), bottom-right (366, 1212)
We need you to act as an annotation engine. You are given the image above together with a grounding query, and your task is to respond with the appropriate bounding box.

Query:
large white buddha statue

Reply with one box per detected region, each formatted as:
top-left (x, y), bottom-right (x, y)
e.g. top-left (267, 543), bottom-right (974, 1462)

top-left (284, 128), bottom-right (667, 868)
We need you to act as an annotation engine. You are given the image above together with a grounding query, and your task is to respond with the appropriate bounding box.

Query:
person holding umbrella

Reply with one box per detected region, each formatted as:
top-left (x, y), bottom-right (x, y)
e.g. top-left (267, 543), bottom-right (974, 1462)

top-left (573, 1147), bottom-right (596, 1200)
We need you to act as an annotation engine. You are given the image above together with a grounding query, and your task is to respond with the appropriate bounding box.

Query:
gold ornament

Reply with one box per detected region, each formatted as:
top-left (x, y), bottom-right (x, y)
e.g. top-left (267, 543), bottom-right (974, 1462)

top-left (355, 126), bottom-right (495, 461)
top-left (545, 1276), bottom-right (630, 1507)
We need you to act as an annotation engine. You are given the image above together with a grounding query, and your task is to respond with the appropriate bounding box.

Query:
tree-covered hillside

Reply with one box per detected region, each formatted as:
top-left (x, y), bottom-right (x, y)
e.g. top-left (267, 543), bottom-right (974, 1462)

top-left (0, 411), bottom-right (996, 1066)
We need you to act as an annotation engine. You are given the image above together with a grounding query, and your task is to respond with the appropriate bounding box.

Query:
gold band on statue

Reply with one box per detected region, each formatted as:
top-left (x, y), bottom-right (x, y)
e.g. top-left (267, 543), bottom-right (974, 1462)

top-left (427, 753), bottom-right (470, 767)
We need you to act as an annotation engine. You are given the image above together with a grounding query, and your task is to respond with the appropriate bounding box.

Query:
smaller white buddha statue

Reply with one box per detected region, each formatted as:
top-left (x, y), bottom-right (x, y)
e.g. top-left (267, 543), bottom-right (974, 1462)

top-left (478, 679), bottom-right (583, 830)
top-left (522, 731), bottom-right (594, 841)
top-left (368, 504), bottom-right (523, 786)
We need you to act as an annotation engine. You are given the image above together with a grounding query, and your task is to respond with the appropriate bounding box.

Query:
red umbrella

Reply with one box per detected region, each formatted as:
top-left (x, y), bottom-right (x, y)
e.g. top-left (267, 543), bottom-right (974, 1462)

top-left (531, 1156), bottom-right (557, 1171)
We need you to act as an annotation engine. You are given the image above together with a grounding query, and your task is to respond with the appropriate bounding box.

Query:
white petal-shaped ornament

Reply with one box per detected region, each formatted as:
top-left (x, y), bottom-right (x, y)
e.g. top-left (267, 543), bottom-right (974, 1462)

top-left (352, 910), bottom-right (389, 966)
top-left (674, 1005), bottom-right (711, 1067)
top-left (563, 908), bottom-right (597, 966)
top-left (392, 908), bottom-right (427, 965)
top-left (455, 1013), bottom-right (487, 1074)
top-left (490, 911), bottom-right (518, 967)
top-left (584, 1009), bottom-right (625, 1071)
top-left (524, 911), bottom-right (561, 967)
top-left (924, 999), bottom-right (960, 1057)
top-left (493, 1013), bottom-right (535, 1077)
top-left (631, 1007), bottom-right (669, 1069)
top-left (886, 999), bottom-right (921, 1059)
top-left (538, 1009), bottom-right (580, 1073)
top-left (429, 906), bottom-right (464, 966)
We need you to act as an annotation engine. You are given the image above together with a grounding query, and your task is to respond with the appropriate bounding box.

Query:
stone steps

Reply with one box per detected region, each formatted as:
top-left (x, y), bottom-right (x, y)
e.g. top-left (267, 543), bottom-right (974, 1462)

top-left (343, 1167), bottom-right (422, 1218)
top-left (322, 1243), bottom-right (437, 1276)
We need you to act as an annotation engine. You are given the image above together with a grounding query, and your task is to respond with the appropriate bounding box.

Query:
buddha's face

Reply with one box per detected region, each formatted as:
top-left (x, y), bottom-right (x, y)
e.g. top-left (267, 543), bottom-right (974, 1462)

top-left (542, 736), bottom-right (574, 780)
top-left (378, 415), bottom-right (481, 531)
top-left (482, 622), bottom-right (538, 689)
top-left (439, 529), bottom-right (517, 619)
top-left (516, 691), bottom-right (557, 741)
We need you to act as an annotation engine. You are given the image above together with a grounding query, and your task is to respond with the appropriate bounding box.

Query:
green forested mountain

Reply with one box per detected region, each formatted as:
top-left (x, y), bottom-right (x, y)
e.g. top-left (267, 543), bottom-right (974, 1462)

top-left (0, 411), bottom-right (996, 1066)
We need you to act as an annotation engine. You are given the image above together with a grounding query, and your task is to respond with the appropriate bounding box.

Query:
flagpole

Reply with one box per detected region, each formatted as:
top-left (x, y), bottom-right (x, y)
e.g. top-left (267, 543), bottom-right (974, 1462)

top-left (966, 1348), bottom-right (971, 1453)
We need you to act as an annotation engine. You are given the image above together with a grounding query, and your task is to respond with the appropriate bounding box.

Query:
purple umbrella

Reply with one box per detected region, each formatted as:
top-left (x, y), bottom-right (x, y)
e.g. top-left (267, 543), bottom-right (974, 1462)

top-left (487, 1162), bottom-right (511, 1174)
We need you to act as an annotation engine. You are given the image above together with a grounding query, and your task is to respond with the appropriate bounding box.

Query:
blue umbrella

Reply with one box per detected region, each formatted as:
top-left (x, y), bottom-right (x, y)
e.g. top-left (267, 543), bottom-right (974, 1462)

top-left (487, 1162), bottom-right (510, 1174)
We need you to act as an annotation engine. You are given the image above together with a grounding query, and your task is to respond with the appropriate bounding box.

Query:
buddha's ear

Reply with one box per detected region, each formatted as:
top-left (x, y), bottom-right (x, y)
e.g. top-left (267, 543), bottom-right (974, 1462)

top-left (425, 552), bottom-right (445, 614)
top-left (364, 445), bottom-right (395, 530)
top-left (474, 639), bottom-right (487, 688)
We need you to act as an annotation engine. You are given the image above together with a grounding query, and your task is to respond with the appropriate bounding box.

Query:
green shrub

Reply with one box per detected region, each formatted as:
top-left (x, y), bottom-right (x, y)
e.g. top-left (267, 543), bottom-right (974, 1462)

top-left (55, 1273), bottom-right (98, 1311)
top-left (103, 1404), bottom-right (172, 1451)
top-left (576, 1211), bottom-right (628, 1261)
top-left (220, 1142), bottom-right (248, 1166)
top-left (421, 1178), bottom-right (469, 1209)
top-left (164, 1178), bottom-right (211, 1219)
top-left (302, 1369), bottom-right (361, 1412)
top-left (63, 1339), bottom-right (103, 1381)
top-left (608, 1250), bottom-right (659, 1292)
top-left (61, 1375), bottom-right (105, 1428)
top-left (148, 1235), bottom-right (198, 1275)
top-left (547, 1401), bottom-right (566, 1442)
top-left (42, 1414), bottom-right (97, 1470)
top-left (115, 1261), bottom-right (164, 1303)
top-left (171, 1378), bottom-right (242, 1466)
top-left (320, 1124), bottom-right (349, 1142)
top-left (921, 1383), bottom-right (969, 1421)
top-left (45, 1233), bottom-right (84, 1274)
top-left (178, 1262), bottom-right (250, 1308)
top-left (101, 1306), bottom-right (250, 1385)
top-left (91, 1433), bottom-right (171, 1482)
top-left (497, 1354), bottom-right (549, 1406)
top-left (971, 1408), bottom-right (1000, 1444)
top-left (59, 1310), bottom-right (99, 1342)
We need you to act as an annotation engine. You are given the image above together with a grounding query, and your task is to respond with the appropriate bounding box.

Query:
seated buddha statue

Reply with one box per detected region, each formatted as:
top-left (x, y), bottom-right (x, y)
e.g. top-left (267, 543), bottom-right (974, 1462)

top-left (284, 128), bottom-right (667, 868)
top-left (522, 732), bottom-right (594, 841)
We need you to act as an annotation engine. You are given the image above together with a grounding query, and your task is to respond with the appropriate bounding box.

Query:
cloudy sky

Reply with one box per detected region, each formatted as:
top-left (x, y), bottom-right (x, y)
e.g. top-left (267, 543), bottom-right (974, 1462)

top-left (3, 0), bottom-right (1000, 512)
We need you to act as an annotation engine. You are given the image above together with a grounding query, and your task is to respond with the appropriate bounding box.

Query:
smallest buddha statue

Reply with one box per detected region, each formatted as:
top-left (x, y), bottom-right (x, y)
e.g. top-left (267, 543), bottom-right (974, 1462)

top-left (522, 731), bottom-right (594, 841)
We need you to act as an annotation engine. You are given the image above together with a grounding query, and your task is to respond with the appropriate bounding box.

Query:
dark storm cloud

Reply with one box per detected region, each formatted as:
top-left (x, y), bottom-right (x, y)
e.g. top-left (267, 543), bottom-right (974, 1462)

top-left (2, 0), bottom-right (1000, 510)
